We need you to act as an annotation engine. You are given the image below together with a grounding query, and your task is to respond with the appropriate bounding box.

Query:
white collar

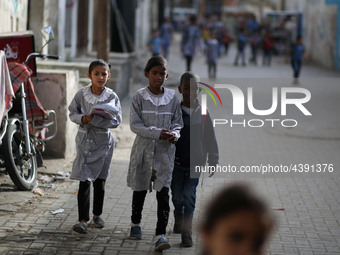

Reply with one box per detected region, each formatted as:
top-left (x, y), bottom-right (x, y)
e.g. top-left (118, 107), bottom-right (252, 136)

top-left (138, 87), bottom-right (175, 106)
top-left (83, 84), bottom-right (110, 105)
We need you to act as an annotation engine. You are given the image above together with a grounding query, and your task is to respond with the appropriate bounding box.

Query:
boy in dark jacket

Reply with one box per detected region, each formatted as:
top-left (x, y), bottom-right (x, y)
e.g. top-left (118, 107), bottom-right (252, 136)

top-left (171, 72), bottom-right (219, 247)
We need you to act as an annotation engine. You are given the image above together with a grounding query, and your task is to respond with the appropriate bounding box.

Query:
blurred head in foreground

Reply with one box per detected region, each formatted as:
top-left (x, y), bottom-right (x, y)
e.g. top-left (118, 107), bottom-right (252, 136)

top-left (201, 184), bottom-right (275, 255)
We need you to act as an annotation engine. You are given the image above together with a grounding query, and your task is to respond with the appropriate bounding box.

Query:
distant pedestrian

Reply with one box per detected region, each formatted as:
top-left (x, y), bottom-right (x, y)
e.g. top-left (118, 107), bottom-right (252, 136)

top-left (127, 56), bottom-right (183, 251)
top-left (206, 32), bottom-right (219, 79)
top-left (234, 29), bottom-right (247, 66)
top-left (247, 16), bottom-right (259, 36)
top-left (223, 30), bottom-right (232, 56)
top-left (159, 18), bottom-right (173, 59)
top-left (249, 31), bottom-right (261, 65)
top-left (262, 31), bottom-right (275, 66)
top-left (69, 59), bottom-right (122, 234)
top-left (181, 15), bottom-right (201, 71)
top-left (202, 25), bottom-right (210, 48)
top-left (215, 26), bottom-right (225, 56)
top-left (171, 72), bottom-right (219, 247)
top-left (149, 29), bottom-right (162, 56)
top-left (290, 36), bottom-right (305, 84)
top-left (201, 184), bottom-right (275, 255)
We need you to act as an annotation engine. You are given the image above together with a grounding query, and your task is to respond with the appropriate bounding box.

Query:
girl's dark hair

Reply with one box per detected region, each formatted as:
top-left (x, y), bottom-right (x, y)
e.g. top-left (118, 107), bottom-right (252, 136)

top-left (144, 55), bottom-right (168, 73)
top-left (88, 59), bottom-right (111, 74)
top-left (180, 71), bottom-right (198, 86)
top-left (202, 184), bottom-right (274, 234)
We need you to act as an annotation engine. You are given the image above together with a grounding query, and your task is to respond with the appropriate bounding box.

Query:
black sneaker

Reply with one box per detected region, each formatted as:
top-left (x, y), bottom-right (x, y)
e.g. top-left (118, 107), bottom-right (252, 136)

top-left (73, 222), bottom-right (88, 234)
top-left (154, 236), bottom-right (171, 251)
top-left (129, 226), bottom-right (142, 240)
top-left (93, 216), bottom-right (105, 228)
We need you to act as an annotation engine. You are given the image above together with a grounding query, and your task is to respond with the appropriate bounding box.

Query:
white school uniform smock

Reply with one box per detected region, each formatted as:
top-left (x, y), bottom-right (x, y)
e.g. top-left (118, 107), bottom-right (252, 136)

top-left (127, 87), bottom-right (183, 192)
top-left (68, 84), bottom-right (122, 182)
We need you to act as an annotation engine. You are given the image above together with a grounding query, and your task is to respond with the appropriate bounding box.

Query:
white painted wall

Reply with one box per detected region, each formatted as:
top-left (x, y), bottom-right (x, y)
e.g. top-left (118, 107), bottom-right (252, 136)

top-left (286, 0), bottom-right (338, 70)
top-left (135, 0), bottom-right (154, 52)
top-left (0, 0), bottom-right (28, 32)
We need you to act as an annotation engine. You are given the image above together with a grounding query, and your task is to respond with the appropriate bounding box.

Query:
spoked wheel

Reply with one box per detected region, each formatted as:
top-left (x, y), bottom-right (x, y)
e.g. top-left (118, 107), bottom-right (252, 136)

top-left (2, 123), bottom-right (37, 191)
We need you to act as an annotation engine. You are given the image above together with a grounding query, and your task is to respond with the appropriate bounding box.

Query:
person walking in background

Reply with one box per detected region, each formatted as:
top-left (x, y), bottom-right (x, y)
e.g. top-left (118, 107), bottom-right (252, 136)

top-left (223, 29), bottom-right (232, 56)
top-left (215, 26), bottom-right (225, 56)
top-left (247, 16), bottom-right (259, 36)
top-left (171, 72), bottom-right (219, 247)
top-left (68, 59), bottom-right (122, 234)
top-left (159, 18), bottom-right (173, 59)
top-left (206, 32), bottom-right (219, 79)
top-left (290, 36), bottom-right (305, 84)
top-left (249, 31), bottom-right (261, 65)
top-left (202, 25), bottom-right (210, 49)
top-left (262, 31), bottom-right (274, 66)
top-left (127, 56), bottom-right (183, 251)
top-left (149, 29), bottom-right (162, 56)
top-left (201, 184), bottom-right (275, 255)
top-left (234, 28), bottom-right (247, 66)
top-left (181, 15), bottom-right (201, 71)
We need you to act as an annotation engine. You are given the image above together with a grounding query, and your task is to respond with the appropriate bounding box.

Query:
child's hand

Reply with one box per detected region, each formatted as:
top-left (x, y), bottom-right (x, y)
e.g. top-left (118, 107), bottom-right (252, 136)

top-left (168, 134), bottom-right (178, 144)
top-left (87, 114), bottom-right (94, 121)
top-left (159, 129), bottom-right (172, 140)
top-left (82, 114), bottom-right (94, 125)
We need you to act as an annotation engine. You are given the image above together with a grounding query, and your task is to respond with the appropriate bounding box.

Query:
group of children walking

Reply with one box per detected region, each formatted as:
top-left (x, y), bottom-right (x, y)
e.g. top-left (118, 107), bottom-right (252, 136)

top-left (68, 55), bottom-right (219, 251)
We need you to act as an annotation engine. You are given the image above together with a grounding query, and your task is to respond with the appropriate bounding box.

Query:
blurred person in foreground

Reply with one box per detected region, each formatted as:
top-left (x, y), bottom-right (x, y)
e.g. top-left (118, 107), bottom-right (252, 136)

top-left (201, 184), bottom-right (275, 255)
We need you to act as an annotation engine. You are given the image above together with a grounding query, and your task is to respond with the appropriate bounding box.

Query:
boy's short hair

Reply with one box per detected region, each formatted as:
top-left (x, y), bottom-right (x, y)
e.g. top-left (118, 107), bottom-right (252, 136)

top-left (180, 72), bottom-right (199, 87)
top-left (202, 184), bottom-right (274, 234)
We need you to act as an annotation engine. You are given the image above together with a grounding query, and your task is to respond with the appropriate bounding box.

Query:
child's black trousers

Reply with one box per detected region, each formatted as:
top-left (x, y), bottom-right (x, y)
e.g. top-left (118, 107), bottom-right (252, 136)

top-left (131, 187), bottom-right (170, 236)
top-left (77, 178), bottom-right (106, 222)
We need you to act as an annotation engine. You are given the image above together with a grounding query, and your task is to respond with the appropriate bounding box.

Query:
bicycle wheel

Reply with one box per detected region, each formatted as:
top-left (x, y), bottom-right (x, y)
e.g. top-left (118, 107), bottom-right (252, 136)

top-left (2, 122), bottom-right (37, 191)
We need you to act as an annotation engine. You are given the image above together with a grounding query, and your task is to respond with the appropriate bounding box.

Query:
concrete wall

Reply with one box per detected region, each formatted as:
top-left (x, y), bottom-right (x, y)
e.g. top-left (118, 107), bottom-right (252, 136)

top-left (32, 69), bottom-right (80, 158)
top-left (286, 0), bottom-right (338, 70)
top-left (135, 0), bottom-right (159, 53)
top-left (28, 0), bottom-right (61, 55)
top-left (0, 0), bottom-right (28, 32)
top-left (107, 53), bottom-right (135, 98)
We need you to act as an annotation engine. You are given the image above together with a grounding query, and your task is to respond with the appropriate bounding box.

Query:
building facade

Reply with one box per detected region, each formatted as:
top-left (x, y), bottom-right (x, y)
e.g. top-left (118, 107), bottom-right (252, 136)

top-left (286, 0), bottom-right (339, 70)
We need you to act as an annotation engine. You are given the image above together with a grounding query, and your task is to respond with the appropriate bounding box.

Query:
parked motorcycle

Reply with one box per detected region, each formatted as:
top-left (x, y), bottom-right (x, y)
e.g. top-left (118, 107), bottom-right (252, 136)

top-left (0, 27), bottom-right (59, 190)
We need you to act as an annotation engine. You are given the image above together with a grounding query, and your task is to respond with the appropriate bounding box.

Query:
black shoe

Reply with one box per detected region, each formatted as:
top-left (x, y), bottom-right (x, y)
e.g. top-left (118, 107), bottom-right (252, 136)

top-left (73, 222), bottom-right (88, 234)
top-left (155, 236), bottom-right (171, 251)
top-left (181, 232), bottom-right (193, 247)
top-left (173, 214), bottom-right (182, 234)
top-left (129, 226), bottom-right (142, 240)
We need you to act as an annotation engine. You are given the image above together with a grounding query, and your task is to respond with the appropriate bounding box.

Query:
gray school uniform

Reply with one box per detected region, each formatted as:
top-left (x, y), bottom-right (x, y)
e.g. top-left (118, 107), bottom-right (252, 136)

top-left (68, 85), bottom-right (122, 182)
top-left (127, 87), bottom-right (183, 192)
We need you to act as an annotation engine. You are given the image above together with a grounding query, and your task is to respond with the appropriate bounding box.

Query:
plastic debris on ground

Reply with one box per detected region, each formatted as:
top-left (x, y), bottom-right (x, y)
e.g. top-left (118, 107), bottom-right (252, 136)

top-left (51, 208), bottom-right (64, 215)
top-left (57, 171), bottom-right (70, 177)
top-left (32, 188), bottom-right (44, 196)
top-left (38, 175), bottom-right (54, 183)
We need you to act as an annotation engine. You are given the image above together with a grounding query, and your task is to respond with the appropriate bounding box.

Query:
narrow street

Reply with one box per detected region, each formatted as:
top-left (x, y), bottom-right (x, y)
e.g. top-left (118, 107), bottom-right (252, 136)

top-left (0, 35), bottom-right (339, 254)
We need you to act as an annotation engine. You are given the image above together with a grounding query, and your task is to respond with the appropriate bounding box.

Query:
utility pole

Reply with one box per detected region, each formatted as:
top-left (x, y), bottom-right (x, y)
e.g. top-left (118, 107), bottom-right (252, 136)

top-left (97, 0), bottom-right (110, 62)
top-left (169, 0), bottom-right (174, 22)
top-left (281, 0), bottom-right (286, 10)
